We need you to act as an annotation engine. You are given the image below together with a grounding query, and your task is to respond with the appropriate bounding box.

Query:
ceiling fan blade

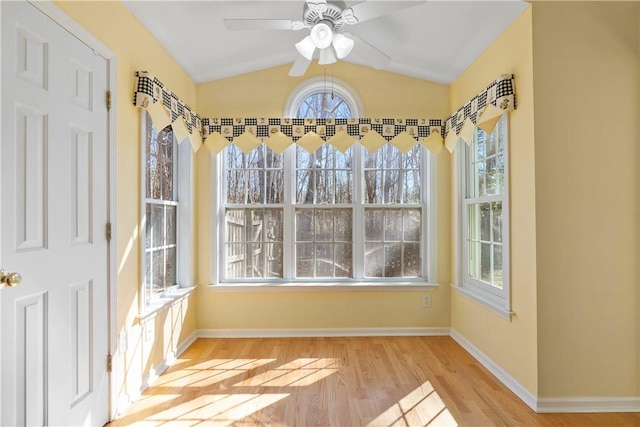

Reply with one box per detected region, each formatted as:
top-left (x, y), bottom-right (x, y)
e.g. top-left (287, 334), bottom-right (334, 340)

top-left (345, 33), bottom-right (391, 70)
top-left (344, 1), bottom-right (425, 25)
top-left (306, 0), bottom-right (328, 13)
top-left (224, 19), bottom-right (304, 31)
top-left (289, 55), bottom-right (312, 77)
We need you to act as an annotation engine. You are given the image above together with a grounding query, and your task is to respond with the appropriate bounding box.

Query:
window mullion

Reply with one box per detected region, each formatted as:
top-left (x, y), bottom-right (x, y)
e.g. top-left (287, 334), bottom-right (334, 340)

top-left (423, 147), bottom-right (435, 282)
top-left (283, 145), bottom-right (296, 279)
top-left (352, 145), bottom-right (364, 279)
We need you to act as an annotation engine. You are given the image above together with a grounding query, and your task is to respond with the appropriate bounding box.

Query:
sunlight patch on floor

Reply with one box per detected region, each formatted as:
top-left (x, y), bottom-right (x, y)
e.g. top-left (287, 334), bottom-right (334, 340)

top-left (154, 358), bottom-right (277, 388)
top-left (137, 393), bottom-right (289, 426)
top-left (367, 381), bottom-right (458, 427)
top-left (232, 357), bottom-right (339, 388)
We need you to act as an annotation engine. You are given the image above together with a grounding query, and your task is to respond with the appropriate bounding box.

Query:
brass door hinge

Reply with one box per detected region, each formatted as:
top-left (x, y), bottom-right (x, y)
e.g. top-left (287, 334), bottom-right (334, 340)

top-left (106, 91), bottom-right (112, 110)
top-left (107, 354), bottom-right (113, 373)
top-left (106, 222), bottom-right (112, 241)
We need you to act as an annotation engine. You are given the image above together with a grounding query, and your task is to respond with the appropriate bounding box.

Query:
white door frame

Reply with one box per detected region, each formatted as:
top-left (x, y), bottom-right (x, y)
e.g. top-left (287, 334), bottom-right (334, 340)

top-left (22, 0), bottom-right (119, 420)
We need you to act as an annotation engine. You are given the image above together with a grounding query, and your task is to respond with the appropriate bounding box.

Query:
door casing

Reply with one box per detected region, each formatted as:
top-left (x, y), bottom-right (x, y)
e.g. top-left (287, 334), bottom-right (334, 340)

top-left (0, 0), bottom-right (119, 421)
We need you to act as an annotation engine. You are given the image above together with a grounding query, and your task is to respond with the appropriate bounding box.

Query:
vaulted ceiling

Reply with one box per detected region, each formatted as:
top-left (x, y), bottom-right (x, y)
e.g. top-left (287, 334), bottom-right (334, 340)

top-left (123, 0), bottom-right (528, 84)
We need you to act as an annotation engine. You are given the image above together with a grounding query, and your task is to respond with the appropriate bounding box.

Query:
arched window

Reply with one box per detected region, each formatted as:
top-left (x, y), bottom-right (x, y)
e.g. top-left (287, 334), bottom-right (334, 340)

top-left (284, 76), bottom-right (363, 118)
top-left (216, 76), bottom-right (434, 286)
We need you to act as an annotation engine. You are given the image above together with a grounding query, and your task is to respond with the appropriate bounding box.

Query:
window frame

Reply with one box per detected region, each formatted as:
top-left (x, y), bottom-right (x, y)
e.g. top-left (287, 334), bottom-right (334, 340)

top-left (211, 80), bottom-right (436, 289)
top-left (213, 146), bottom-right (436, 287)
top-left (284, 77), bottom-right (363, 118)
top-left (139, 110), bottom-right (194, 312)
top-left (216, 143), bottom-right (435, 283)
top-left (455, 115), bottom-right (511, 318)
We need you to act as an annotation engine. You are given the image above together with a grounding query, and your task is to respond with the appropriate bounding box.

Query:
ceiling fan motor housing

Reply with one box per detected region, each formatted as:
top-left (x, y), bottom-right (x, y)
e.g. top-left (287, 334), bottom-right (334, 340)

top-left (303, 0), bottom-right (347, 30)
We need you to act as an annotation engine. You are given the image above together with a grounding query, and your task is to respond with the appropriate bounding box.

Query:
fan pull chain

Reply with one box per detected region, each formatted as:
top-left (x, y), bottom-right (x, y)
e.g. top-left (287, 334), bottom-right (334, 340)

top-left (322, 67), bottom-right (327, 110)
top-left (331, 65), bottom-right (335, 100)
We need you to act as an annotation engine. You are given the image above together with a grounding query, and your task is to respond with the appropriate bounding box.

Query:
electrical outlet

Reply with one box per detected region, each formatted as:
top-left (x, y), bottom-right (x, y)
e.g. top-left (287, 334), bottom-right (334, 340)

top-left (421, 294), bottom-right (432, 308)
top-left (144, 323), bottom-right (154, 342)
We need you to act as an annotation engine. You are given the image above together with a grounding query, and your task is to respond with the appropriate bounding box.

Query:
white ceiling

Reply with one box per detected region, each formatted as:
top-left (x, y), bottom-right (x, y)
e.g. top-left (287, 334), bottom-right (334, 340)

top-left (123, 0), bottom-right (528, 84)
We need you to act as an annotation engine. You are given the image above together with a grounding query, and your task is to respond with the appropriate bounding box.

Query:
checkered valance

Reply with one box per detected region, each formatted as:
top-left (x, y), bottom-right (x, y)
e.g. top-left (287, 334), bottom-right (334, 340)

top-left (443, 74), bottom-right (516, 152)
top-left (201, 117), bottom-right (445, 154)
top-left (134, 71), bottom-right (203, 152)
top-left (133, 71), bottom-right (516, 155)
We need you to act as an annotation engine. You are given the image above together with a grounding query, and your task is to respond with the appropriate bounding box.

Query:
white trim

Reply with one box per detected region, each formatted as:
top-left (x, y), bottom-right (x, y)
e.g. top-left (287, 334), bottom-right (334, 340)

top-left (456, 115), bottom-right (512, 314)
top-left (214, 145), bottom-right (435, 285)
top-left (452, 147), bottom-right (463, 287)
top-left (0, 5), bottom-right (4, 424)
top-left (284, 76), bottom-right (364, 118)
top-left (136, 286), bottom-right (195, 322)
top-left (114, 329), bottom-right (197, 417)
top-left (116, 326), bottom-right (640, 416)
top-left (27, 0), bottom-right (113, 59)
top-left (140, 112), bottom-right (194, 311)
top-left (450, 328), bottom-right (538, 411)
top-left (198, 327), bottom-right (451, 339)
top-left (106, 47), bottom-right (118, 427)
top-left (451, 284), bottom-right (513, 320)
top-left (139, 360), bottom-right (168, 396)
top-left (426, 150), bottom-right (438, 283)
top-left (139, 110), bottom-right (147, 311)
top-left (208, 283), bottom-right (438, 292)
top-left (454, 327), bottom-right (640, 413)
top-left (177, 137), bottom-right (194, 287)
top-left (211, 152), bottom-right (221, 284)
top-left (176, 331), bottom-right (198, 357)
top-left (536, 397), bottom-right (640, 413)
top-left (24, 0), bottom-right (120, 421)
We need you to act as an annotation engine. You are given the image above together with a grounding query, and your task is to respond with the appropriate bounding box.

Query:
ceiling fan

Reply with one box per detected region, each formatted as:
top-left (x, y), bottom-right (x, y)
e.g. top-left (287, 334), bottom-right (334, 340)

top-left (224, 0), bottom-right (424, 76)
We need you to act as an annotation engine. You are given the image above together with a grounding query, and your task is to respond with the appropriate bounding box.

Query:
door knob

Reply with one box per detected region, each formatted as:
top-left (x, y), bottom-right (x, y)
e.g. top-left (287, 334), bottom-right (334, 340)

top-left (0, 269), bottom-right (22, 287)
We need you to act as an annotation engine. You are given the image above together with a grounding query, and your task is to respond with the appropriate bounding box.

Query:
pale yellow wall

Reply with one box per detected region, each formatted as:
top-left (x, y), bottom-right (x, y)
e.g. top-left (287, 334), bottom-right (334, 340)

top-left (54, 0), bottom-right (198, 404)
top-left (450, 6), bottom-right (539, 395)
top-left (195, 62), bottom-right (452, 330)
top-left (531, 1), bottom-right (639, 397)
top-left (197, 62), bottom-right (450, 118)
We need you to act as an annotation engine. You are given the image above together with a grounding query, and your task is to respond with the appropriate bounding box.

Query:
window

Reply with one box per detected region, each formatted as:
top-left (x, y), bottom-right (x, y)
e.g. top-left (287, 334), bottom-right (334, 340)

top-left (458, 115), bottom-right (510, 315)
top-left (215, 81), bottom-right (435, 285)
top-left (141, 111), bottom-right (192, 308)
top-left (284, 76), bottom-right (362, 119)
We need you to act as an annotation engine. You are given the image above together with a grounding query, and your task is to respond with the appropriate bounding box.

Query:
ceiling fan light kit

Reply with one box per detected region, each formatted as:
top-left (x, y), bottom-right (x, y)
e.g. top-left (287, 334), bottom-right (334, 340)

top-left (332, 33), bottom-right (354, 59)
top-left (318, 47), bottom-right (337, 65)
top-left (224, 0), bottom-right (425, 76)
top-left (310, 21), bottom-right (333, 49)
top-left (295, 36), bottom-right (316, 60)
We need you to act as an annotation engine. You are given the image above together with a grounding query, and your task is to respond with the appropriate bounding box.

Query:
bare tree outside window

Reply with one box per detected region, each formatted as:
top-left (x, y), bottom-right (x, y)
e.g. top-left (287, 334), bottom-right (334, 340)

top-left (144, 113), bottom-right (178, 300)
top-left (221, 88), bottom-right (428, 282)
top-left (464, 115), bottom-right (508, 290)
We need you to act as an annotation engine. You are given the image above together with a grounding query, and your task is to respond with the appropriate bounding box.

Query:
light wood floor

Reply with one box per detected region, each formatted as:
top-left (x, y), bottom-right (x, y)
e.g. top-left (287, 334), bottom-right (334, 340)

top-left (108, 337), bottom-right (639, 426)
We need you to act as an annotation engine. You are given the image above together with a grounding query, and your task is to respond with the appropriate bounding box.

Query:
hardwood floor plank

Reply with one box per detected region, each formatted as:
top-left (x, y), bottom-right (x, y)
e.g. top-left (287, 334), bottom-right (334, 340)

top-left (108, 337), bottom-right (640, 426)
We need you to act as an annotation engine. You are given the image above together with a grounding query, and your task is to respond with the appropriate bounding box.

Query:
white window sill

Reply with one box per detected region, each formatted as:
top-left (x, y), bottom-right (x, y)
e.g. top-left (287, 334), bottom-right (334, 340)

top-left (208, 282), bottom-right (438, 292)
top-left (138, 286), bottom-right (196, 321)
top-left (451, 283), bottom-right (514, 321)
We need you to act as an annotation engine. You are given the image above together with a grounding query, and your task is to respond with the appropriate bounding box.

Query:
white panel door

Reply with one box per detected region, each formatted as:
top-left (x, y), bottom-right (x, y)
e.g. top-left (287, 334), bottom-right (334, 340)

top-left (1, 1), bottom-right (110, 425)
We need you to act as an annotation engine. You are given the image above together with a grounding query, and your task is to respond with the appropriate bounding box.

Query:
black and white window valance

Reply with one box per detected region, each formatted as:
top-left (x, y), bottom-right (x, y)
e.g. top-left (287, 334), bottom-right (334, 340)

top-left (133, 72), bottom-right (516, 155)
top-left (201, 117), bottom-right (445, 154)
top-left (444, 74), bottom-right (516, 152)
top-left (134, 71), bottom-right (203, 152)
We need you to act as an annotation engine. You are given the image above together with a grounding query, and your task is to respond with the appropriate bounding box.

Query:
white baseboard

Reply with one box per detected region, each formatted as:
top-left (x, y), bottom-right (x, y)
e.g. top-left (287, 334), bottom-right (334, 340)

top-left (114, 331), bottom-right (199, 417)
top-left (176, 331), bottom-right (198, 356)
top-left (450, 328), bottom-right (538, 411)
top-left (197, 326), bottom-right (451, 338)
top-left (139, 359), bottom-right (168, 395)
top-left (450, 329), bottom-right (640, 414)
top-left (118, 327), bottom-right (639, 415)
top-left (536, 397), bottom-right (640, 413)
